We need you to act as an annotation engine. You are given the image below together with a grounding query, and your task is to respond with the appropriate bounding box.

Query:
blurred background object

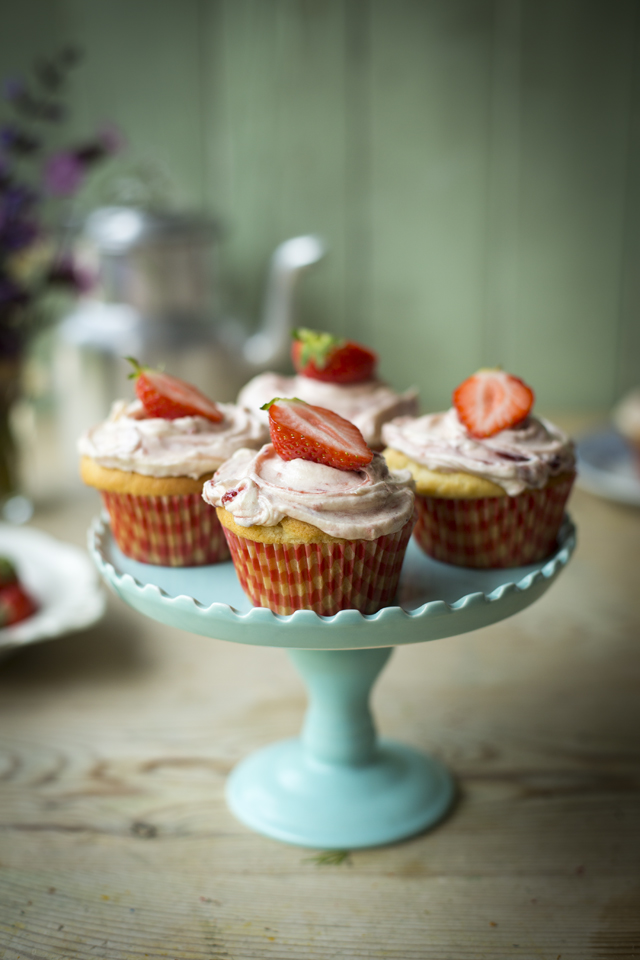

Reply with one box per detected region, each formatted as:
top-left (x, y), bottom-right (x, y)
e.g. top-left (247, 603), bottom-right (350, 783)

top-left (54, 205), bottom-right (324, 485)
top-left (0, 42), bottom-right (121, 517)
top-left (0, 521), bottom-right (105, 654)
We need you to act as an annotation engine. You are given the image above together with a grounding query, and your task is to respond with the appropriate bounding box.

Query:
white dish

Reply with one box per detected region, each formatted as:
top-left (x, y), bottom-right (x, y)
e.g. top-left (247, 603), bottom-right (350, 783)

top-left (576, 428), bottom-right (640, 506)
top-left (0, 523), bottom-right (106, 654)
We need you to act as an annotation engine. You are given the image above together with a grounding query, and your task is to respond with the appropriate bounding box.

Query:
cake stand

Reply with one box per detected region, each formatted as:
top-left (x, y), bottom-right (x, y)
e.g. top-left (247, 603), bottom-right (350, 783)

top-left (89, 514), bottom-right (576, 849)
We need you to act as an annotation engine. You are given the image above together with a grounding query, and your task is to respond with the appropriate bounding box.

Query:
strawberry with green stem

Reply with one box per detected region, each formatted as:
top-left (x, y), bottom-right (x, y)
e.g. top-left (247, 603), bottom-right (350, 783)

top-left (291, 329), bottom-right (377, 384)
top-left (126, 358), bottom-right (223, 422)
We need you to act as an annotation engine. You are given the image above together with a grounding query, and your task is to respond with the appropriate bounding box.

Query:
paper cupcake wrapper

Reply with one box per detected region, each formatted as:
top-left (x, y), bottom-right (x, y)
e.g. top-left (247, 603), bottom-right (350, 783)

top-left (413, 474), bottom-right (575, 568)
top-left (223, 520), bottom-right (414, 616)
top-left (101, 491), bottom-right (229, 567)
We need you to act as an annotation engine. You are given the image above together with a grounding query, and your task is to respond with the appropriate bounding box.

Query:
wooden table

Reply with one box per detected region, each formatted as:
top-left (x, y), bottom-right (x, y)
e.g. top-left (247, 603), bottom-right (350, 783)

top-left (1, 472), bottom-right (639, 958)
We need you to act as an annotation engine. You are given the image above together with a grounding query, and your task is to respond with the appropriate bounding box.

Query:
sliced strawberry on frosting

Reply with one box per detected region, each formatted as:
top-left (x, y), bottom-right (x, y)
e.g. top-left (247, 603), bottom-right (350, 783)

top-left (126, 358), bottom-right (223, 422)
top-left (262, 398), bottom-right (374, 471)
top-left (453, 369), bottom-right (535, 438)
top-left (291, 328), bottom-right (377, 384)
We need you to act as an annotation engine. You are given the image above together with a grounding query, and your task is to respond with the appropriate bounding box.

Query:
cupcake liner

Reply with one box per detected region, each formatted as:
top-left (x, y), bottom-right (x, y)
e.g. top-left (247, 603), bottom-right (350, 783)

top-left (222, 520), bottom-right (414, 616)
top-left (101, 491), bottom-right (229, 566)
top-left (413, 474), bottom-right (575, 568)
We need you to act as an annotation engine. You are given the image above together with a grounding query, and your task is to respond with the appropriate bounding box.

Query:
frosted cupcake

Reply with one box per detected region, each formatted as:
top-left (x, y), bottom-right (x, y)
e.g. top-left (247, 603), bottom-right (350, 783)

top-left (238, 328), bottom-right (418, 449)
top-left (202, 398), bottom-right (415, 615)
top-left (383, 369), bottom-right (575, 568)
top-left (79, 361), bottom-right (268, 566)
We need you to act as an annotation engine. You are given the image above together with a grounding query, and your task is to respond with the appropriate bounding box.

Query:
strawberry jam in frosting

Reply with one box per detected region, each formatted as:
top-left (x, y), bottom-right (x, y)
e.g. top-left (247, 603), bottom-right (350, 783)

top-left (78, 399), bottom-right (269, 479)
top-left (383, 408), bottom-right (575, 496)
top-left (237, 373), bottom-right (418, 449)
top-left (203, 445), bottom-right (415, 540)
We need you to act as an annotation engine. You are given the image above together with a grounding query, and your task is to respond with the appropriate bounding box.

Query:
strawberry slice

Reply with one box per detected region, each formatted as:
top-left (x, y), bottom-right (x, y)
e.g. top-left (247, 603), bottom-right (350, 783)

top-left (126, 358), bottom-right (223, 422)
top-left (291, 328), bottom-right (377, 384)
top-left (0, 582), bottom-right (37, 627)
top-left (262, 398), bottom-right (374, 471)
top-left (453, 369), bottom-right (535, 438)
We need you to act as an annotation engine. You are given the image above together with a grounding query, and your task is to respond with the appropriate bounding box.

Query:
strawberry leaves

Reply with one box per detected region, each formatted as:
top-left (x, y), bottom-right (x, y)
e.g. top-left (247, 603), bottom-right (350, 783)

top-left (291, 328), bottom-right (377, 384)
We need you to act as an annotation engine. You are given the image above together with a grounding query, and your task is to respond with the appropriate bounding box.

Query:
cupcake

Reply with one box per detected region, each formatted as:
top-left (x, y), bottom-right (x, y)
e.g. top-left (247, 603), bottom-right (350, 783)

top-left (202, 398), bottom-right (415, 615)
top-left (238, 328), bottom-right (418, 449)
top-left (383, 369), bottom-right (575, 568)
top-left (79, 360), bottom-right (269, 566)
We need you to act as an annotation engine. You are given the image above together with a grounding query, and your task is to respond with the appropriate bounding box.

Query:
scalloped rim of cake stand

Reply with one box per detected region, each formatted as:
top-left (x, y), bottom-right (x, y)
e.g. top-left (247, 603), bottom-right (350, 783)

top-left (89, 514), bottom-right (576, 650)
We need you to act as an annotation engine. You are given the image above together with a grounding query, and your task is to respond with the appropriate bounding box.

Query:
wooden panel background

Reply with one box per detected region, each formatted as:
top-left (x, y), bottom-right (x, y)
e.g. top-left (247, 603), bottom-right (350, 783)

top-left (1, 0), bottom-right (639, 409)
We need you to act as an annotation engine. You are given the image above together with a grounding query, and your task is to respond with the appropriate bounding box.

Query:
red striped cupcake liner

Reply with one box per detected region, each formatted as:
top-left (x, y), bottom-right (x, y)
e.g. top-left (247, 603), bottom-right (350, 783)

top-left (413, 474), bottom-right (575, 568)
top-left (101, 491), bottom-right (230, 566)
top-left (222, 519), bottom-right (414, 616)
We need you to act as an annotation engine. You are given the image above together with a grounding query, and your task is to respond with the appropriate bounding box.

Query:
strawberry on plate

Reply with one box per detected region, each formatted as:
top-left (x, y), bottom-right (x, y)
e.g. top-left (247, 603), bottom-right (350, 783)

top-left (453, 369), bottom-right (535, 439)
top-left (291, 328), bottom-right (377, 384)
top-left (262, 398), bottom-right (373, 471)
top-left (127, 358), bottom-right (223, 422)
top-left (0, 581), bottom-right (37, 628)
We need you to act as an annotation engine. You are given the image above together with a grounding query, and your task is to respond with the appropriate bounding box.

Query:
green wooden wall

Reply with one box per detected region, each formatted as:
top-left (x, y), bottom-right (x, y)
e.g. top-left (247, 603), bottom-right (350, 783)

top-left (2, 0), bottom-right (639, 410)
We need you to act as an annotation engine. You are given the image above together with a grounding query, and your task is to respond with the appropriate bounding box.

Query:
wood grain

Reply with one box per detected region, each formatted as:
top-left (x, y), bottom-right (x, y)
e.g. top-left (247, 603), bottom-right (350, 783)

top-left (0, 421), bottom-right (638, 957)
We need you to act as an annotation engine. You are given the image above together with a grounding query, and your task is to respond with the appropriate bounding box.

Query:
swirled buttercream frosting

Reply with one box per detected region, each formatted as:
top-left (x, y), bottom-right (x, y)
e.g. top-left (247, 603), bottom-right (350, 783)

top-left (383, 408), bottom-right (575, 496)
top-left (78, 399), bottom-right (269, 479)
top-left (203, 445), bottom-right (416, 540)
top-left (237, 372), bottom-right (418, 448)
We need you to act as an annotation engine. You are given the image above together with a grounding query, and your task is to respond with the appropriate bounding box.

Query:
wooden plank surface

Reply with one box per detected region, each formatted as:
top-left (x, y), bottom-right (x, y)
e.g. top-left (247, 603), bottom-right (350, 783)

top-left (59, 0), bottom-right (207, 210)
top-left (204, 0), bottom-right (350, 338)
top-left (514, 0), bottom-right (638, 409)
top-left (369, 0), bottom-right (496, 405)
top-left (1, 422), bottom-right (638, 958)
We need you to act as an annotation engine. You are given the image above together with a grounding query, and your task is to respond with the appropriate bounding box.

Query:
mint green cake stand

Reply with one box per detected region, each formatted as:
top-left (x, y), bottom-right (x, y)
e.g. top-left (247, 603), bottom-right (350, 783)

top-left (89, 515), bottom-right (575, 849)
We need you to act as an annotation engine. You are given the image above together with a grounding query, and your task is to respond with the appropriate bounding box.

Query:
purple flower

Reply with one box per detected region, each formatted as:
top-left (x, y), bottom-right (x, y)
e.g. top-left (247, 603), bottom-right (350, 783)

top-left (0, 218), bottom-right (38, 253)
top-left (0, 186), bottom-right (39, 252)
top-left (0, 124), bottom-right (39, 155)
top-left (43, 150), bottom-right (84, 196)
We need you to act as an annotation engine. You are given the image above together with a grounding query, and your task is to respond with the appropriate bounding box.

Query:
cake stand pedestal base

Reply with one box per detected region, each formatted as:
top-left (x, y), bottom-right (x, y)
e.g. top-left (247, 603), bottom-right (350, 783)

top-left (227, 647), bottom-right (455, 849)
top-left (91, 517), bottom-right (576, 849)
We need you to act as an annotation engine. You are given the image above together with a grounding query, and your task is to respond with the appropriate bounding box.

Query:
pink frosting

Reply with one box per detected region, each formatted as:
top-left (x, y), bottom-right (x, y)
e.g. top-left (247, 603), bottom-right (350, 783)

top-left (382, 408), bottom-right (575, 496)
top-left (237, 372), bottom-right (418, 448)
top-left (78, 399), bottom-right (269, 479)
top-left (202, 445), bottom-right (415, 540)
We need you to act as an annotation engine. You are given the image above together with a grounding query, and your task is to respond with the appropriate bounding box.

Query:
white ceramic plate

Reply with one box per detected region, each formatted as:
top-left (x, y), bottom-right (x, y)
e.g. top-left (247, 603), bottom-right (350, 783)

top-left (0, 524), bottom-right (106, 654)
top-left (576, 429), bottom-right (640, 506)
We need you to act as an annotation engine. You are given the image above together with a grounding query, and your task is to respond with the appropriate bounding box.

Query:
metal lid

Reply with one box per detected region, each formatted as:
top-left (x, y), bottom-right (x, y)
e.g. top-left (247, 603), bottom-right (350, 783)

top-left (84, 206), bottom-right (217, 253)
